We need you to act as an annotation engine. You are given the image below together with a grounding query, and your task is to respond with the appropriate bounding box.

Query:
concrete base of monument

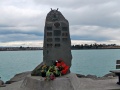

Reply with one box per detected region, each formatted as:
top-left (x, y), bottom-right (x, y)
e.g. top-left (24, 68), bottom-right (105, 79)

top-left (19, 73), bottom-right (80, 90)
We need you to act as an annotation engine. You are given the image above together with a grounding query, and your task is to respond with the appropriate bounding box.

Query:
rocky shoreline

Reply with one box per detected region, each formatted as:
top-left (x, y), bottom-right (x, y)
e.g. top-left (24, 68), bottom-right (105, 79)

top-left (0, 71), bottom-right (117, 87)
top-left (76, 72), bottom-right (116, 80)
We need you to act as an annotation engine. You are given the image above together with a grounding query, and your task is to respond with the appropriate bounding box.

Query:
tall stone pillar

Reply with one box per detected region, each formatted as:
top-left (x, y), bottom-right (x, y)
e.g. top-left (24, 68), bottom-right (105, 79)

top-left (31, 9), bottom-right (72, 75)
top-left (43, 9), bottom-right (72, 67)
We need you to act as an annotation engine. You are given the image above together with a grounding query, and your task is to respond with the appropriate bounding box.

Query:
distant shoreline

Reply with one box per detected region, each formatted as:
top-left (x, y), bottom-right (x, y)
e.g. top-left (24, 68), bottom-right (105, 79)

top-left (1, 43), bottom-right (120, 51)
top-left (0, 47), bottom-right (120, 51)
top-left (0, 47), bottom-right (42, 51)
top-left (72, 48), bottom-right (120, 50)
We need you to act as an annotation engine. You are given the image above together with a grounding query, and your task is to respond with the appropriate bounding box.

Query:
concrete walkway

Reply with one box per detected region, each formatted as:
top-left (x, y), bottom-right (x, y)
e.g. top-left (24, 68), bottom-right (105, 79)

top-left (1, 77), bottom-right (120, 90)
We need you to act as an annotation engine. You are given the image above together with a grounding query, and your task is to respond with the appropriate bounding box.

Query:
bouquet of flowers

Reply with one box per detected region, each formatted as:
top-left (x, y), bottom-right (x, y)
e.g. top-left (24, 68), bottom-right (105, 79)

top-left (39, 58), bottom-right (69, 81)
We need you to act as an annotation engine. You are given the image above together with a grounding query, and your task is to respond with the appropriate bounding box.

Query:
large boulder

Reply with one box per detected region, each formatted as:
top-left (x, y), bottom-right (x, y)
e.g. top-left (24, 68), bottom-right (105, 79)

top-left (19, 73), bottom-right (80, 90)
top-left (6, 71), bottom-right (31, 84)
top-left (31, 62), bottom-right (44, 76)
top-left (103, 73), bottom-right (116, 77)
top-left (86, 74), bottom-right (97, 79)
top-left (76, 74), bottom-right (86, 78)
top-left (0, 80), bottom-right (5, 87)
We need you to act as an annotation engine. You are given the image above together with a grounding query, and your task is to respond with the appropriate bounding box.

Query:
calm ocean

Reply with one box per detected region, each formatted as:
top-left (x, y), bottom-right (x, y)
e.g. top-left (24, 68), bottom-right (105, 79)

top-left (0, 49), bottom-right (120, 82)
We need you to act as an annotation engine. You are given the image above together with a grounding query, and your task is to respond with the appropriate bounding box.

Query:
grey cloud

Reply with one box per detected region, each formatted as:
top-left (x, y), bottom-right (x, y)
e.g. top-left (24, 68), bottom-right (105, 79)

top-left (70, 25), bottom-right (120, 41)
top-left (0, 24), bottom-right (14, 27)
top-left (33, 0), bottom-right (120, 28)
top-left (34, 0), bottom-right (119, 8)
top-left (0, 0), bottom-right (120, 46)
top-left (62, 2), bottom-right (120, 28)
top-left (0, 33), bottom-right (43, 42)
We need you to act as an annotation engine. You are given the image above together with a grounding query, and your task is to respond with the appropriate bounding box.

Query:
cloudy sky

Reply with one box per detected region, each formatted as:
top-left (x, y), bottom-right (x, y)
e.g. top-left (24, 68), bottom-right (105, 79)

top-left (0, 0), bottom-right (120, 47)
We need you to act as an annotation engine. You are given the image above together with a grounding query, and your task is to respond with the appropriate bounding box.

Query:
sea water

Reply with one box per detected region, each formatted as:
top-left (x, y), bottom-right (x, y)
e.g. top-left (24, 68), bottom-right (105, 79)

top-left (0, 49), bottom-right (120, 82)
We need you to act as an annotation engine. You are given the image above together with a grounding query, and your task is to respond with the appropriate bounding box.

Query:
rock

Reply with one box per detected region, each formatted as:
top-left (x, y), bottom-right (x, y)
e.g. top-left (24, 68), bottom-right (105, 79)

top-left (31, 62), bottom-right (44, 76)
top-left (5, 81), bottom-right (15, 84)
top-left (0, 80), bottom-right (6, 87)
top-left (103, 73), bottom-right (116, 77)
top-left (0, 80), bottom-right (4, 85)
top-left (19, 73), bottom-right (80, 90)
top-left (76, 74), bottom-right (86, 78)
top-left (86, 74), bottom-right (97, 79)
top-left (6, 71), bottom-right (31, 84)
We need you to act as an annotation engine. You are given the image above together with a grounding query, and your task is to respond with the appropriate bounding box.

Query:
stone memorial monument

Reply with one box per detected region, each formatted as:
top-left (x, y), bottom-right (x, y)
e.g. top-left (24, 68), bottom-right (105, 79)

top-left (43, 8), bottom-right (72, 66)
top-left (19, 9), bottom-right (79, 90)
top-left (31, 8), bottom-right (72, 75)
